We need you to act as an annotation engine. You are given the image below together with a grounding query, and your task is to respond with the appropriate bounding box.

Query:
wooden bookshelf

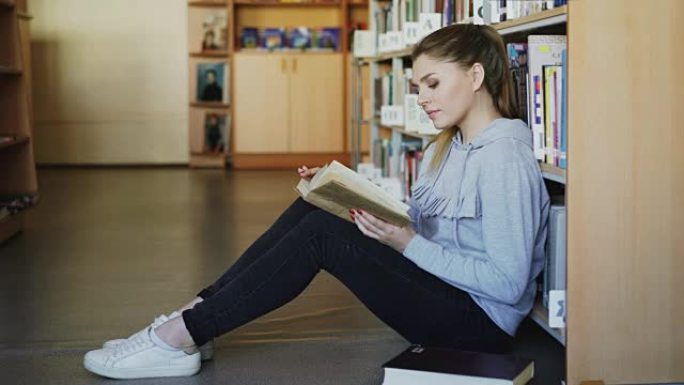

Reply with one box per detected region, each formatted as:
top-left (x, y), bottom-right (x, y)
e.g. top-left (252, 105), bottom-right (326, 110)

top-left (493, 5), bottom-right (567, 35)
top-left (234, 0), bottom-right (341, 5)
top-left (354, 1), bottom-right (684, 384)
top-left (187, 1), bottom-right (232, 168)
top-left (188, 1), bottom-right (228, 7)
top-left (530, 301), bottom-right (566, 346)
top-left (190, 50), bottom-right (230, 58)
top-left (0, 1), bottom-right (35, 245)
top-left (540, 163), bottom-right (566, 184)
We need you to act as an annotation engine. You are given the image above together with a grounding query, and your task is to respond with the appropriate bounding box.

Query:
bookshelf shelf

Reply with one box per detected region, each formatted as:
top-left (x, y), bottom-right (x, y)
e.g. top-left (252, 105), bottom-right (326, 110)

top-left (188, 1), bottom-right (229, 7)
top-left (0, 135), bottom-right (29, 150)
top-left (380, 124), bottom-right (435, 140)
top-left (234, 0), bottom-right (341, 5)
top-left (189, 51), bottom-right (230, 58)
top-left (0, 65), bottom-right (21, 75)
top-left (540, 163), bottom-right (566, 184)
top-left (493, 5), bottom-right (567, 36)
top-left (530, 301), bottom-right (566, 346)
top-left (190, 101), bottom-right (230, 109)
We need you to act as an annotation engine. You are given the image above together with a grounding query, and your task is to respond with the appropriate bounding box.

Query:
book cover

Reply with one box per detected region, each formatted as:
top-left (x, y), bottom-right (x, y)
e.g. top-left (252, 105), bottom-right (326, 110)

top-left (382, 345), bottom-right (534, 385)
top-left (196, 62), bottom-right (227, 103)
top-left (559, 49), bottom-right (567, 169)
top-left (289, 26), bottom-right (312, 50)
top-left (295, 160), bottom-right (411, 227)
top-left (527, 35), bottom-right (566, 161)
top-left (262, 27), bottom-right (286, 50)
top-left (240, 27), bottom-right (259, 49)
top-left (313, 27), bottom-right (341, 51)
top-left (203, 112), bottom-right (229, 154)
top-left (201, 11), bottom-right (228, 52)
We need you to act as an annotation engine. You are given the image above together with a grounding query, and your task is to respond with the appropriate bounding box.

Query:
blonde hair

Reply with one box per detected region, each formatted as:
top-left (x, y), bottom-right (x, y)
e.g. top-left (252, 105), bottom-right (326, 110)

top-left (412, 24), bottom-right (518, 172)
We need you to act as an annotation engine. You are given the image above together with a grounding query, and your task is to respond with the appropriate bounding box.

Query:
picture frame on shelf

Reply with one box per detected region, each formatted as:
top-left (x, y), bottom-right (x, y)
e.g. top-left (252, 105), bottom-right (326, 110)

top-left (196, 62), bottom-right (228, 103)
top-left (201, 10), bottom-right (228, 52)
top-left (203, 112), bottom-right (230, 154)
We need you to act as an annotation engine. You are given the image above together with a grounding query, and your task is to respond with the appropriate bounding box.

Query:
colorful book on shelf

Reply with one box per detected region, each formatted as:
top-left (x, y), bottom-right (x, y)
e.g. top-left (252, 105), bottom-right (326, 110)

top-left (507, 43), bottom-right (529, 123)
top-left (381, 345), bottom-right (534, 385)
top-left (240, 27), bottom-right (259, 49)
top-left (543, 65), bottom-right (561, 166)
top-left (262, 27), bottom-right (286, 50)
top-left (527, 35), bottom-right (567, 161)
top-left (295, 160), bottom-right (410, 227)
top-left (288, 27), bottom-right (312, 49)
top-left (312, 27), bottom-right (341, 51)
top-left (559, 49), bottom-right (567, 169)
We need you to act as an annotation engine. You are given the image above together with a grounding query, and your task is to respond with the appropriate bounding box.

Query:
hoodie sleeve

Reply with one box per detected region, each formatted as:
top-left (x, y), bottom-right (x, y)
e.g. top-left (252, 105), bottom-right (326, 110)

top-left (402, 161), bottom-right (543, 305)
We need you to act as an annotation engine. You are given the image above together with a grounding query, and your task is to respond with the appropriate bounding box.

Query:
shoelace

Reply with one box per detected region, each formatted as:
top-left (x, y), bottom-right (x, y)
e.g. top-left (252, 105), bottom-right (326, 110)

top-left (112, 330), bottom-right (152, 358)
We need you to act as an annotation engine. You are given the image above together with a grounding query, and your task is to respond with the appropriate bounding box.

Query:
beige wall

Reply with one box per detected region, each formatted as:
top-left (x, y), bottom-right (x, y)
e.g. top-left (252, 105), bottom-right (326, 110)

top-left (30, 0), bottom-right (188, 164)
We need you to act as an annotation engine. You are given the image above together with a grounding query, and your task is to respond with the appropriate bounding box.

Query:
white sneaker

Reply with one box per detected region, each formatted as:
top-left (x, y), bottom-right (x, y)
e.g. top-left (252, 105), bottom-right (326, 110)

top-left (103, 312), bottom-right (215, 361)
top-left (84, 327), bottom-right (201, 379)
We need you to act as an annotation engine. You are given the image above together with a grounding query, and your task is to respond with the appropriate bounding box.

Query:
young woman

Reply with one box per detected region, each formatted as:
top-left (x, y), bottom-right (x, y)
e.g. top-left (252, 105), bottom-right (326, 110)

top-left (83, 23), bottom-right (550, 379)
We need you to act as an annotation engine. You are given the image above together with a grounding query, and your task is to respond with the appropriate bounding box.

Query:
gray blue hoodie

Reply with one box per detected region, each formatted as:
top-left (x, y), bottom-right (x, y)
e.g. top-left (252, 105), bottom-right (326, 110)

top-left (403, 118), bottom-right (550, 336)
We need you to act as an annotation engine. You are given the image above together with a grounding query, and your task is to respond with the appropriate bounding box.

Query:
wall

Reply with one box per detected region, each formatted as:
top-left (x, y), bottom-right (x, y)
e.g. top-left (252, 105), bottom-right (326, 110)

top-left (30, 0), bottom-right (188, 164)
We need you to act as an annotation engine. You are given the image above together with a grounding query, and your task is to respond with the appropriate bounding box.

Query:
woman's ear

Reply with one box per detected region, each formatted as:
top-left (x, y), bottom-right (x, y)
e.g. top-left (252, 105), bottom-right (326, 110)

top-left (470, 63), bottom-right (485, 92)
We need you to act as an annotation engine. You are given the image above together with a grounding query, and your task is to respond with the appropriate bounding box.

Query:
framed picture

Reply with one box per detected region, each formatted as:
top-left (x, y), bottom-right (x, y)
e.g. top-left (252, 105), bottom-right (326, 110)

top-left (196, 62), bottom-right (228, 103)
top-left (201, 11), bottom-right (227, 51)
top-left (203, 112), bottom-right (229, 153)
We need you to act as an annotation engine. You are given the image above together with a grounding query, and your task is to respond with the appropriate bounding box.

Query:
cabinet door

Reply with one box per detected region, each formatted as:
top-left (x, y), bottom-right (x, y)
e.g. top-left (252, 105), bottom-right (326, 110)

top-left (288, 54), bottom-right (344, 153)
top-left (234, 53), bottom-right (289, 153)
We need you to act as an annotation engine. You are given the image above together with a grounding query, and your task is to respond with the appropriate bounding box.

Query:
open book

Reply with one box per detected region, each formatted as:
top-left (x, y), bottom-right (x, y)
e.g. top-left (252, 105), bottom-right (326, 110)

top-left (295, 161), bottom-right (411, 227)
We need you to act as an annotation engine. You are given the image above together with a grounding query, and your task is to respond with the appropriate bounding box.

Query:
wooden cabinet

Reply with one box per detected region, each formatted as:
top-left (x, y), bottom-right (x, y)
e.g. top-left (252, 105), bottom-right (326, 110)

top-left (233, 53), bottom-right (290, 153)
top-left (233, 52), bottom-right (344, 155)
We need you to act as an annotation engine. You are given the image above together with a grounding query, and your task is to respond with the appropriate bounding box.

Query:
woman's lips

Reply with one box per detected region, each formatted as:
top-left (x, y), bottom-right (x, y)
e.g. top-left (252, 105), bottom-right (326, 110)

top-left (426, 110), bottom-right (440, 119)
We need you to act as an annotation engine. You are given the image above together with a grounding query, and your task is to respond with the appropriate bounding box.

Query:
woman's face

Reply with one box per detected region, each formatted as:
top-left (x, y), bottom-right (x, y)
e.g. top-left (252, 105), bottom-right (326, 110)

top-left (412, 54), bottom-right (476, 130)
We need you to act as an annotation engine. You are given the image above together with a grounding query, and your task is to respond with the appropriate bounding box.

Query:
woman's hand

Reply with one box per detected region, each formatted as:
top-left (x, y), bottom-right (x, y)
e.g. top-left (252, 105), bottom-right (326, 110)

top-left (351, 209), bottom-right (416, 253)
top-left (297, 165), bottom-right (321, 181)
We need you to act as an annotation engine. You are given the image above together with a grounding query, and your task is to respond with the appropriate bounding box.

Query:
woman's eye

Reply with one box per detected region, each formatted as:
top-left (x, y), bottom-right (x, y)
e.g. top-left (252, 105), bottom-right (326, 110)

top-left (428, 82), bottom-right (438, 89)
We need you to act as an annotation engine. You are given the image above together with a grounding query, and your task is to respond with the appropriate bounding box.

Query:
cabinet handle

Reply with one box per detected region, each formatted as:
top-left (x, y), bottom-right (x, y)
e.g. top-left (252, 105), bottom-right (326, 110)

top-left (281, 58), bottom-right (286, 73)
top-left (292, 58), bottom-right (297, 73)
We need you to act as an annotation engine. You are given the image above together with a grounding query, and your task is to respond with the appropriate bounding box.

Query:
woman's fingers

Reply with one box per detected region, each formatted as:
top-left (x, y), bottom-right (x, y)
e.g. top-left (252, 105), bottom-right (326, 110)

top-left (355, 216), bottom-right (380, 240)
top-left (354, 210), bottom-right (386, 237)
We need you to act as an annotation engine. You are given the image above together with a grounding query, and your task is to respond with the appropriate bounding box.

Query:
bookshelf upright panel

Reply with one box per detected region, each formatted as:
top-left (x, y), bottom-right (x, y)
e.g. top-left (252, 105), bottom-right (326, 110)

top-left (566, 0), bottom-right (684, 383)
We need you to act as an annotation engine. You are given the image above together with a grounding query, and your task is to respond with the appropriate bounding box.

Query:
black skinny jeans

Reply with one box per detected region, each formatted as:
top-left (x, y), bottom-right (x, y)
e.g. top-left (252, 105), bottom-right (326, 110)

top-left (182, 198), bottom-right (512, 353)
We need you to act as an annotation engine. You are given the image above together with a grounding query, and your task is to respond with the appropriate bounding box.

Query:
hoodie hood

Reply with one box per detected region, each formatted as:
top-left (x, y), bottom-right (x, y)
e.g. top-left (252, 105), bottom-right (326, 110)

top-left (454, 118), bottom-right (533, 150)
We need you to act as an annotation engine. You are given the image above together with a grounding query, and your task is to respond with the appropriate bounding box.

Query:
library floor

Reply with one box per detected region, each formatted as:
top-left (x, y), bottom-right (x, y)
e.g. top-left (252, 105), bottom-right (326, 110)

top-left (0, 168), bottom-right (565, 385)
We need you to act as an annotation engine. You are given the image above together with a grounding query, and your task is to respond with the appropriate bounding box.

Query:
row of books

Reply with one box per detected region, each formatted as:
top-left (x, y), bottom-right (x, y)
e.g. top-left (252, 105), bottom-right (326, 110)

top-left (240, 27), bottom-right (341, 51)
top-left (542, 202), bottom-right (566, 310)
top-left (517, 35), bottom-right (567, 168)
top-left (361, 0), bottom-right (567, 56)
top-left (369, 138), bottom-right (425, 202)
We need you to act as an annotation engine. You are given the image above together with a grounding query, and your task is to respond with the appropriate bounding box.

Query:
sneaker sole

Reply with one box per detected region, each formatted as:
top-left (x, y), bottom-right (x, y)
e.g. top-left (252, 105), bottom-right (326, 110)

top-left (103, 341), bottom-right (214, 361)
top-left (84, 357), bottom-right (200, 379)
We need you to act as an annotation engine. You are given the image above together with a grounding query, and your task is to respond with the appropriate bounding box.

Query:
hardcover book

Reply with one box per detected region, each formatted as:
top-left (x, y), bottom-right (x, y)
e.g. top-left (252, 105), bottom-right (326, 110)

top-left (295, 160), bottom-right (410, 227)
top-left (382, 345), bottom-right (534, 385)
